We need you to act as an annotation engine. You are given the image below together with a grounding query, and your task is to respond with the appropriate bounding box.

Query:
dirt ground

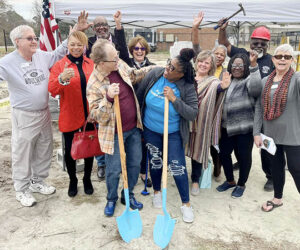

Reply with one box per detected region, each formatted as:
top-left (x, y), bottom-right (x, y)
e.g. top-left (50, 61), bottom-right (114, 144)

top-left (0, 53), bottom-right (300, 250)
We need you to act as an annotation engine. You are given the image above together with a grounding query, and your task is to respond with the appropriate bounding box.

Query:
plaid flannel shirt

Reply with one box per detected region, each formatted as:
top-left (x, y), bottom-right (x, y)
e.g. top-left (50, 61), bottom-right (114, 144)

top-left (87, 59), bottom-right (154, 155)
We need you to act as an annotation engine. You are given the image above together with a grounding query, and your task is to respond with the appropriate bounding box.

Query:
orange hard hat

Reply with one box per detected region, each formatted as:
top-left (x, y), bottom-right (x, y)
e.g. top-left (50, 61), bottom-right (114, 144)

top-left (251, 27), bottom-right (271, 41)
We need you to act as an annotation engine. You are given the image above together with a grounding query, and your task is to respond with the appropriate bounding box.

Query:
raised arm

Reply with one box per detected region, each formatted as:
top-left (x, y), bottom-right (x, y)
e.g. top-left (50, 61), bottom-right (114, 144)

top-left (247, 50), bottom-right (262, 98)
top-left (192, 12), bottom-right (204, 55)
top-left (218, 18), bottom-right (232, 56)
top-left (113, 10), bottom-right (131, 66)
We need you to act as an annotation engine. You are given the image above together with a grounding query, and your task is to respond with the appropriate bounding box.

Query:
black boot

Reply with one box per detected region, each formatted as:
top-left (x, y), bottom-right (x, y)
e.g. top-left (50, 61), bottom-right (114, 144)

top-left (68, 177), bottom-right (78, 197)
top-left (83, 177), bottom-right (94, 195)
top-left (83, 157), bottom-right (94, 195)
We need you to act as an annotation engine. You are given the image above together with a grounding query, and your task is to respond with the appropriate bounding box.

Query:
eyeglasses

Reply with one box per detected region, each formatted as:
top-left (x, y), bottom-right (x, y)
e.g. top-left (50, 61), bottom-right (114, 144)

top-left (20, 37), bottom-right (39, 42)
top-left (103, 52), bottom-right (120, 63)
top-left (134, 47), bottom-right (146, 51)
top-left (252, 41), bottom-right (268, 47)
top-left (273, 54), bottom-right (293, 60)
top-left (94, 23), bottom-right (108, 28)
top-left (166, 59), bottom-right (176, 72)
top-left (231, 64), bottom-right (244, 69)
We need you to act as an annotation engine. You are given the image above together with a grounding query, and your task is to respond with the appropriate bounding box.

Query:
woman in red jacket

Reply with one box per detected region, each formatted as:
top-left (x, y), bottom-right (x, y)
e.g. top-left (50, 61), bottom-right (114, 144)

top-left (49, 31), bottom-right (94, 197)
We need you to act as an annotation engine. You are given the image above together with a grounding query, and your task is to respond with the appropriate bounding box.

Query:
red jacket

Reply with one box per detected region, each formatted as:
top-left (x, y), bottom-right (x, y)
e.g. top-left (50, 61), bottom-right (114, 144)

top-left (48, 55), bottom-right (94, 132)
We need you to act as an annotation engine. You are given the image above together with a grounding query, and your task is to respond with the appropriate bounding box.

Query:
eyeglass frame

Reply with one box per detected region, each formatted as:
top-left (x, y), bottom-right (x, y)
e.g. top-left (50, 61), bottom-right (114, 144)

top-left (166, 58), bottom-right (176, 72)
top-left (231, 63), bottom-right (245, 69)
top-left (93, 23), bottom-right (109, 29)
top-left (19, 37), bottom-right (39, 42)
top-left (273, 54), bottom-right (293, 60)
top-left (134, 46), bottom-right (146, 51)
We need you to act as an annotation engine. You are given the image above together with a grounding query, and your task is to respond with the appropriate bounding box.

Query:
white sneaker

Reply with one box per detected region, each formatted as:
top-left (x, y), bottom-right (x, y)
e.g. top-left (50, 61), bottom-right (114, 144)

top-left (153, 192), bottom-right (162, 208)
top-left (16, 189), bottom-right (37, 207)
top-left (191, 186), bottom-right (200, 196)
top-left (29, 181), bottom-right (56, 195)
top-left (181, 205), bottom-right (194, 223)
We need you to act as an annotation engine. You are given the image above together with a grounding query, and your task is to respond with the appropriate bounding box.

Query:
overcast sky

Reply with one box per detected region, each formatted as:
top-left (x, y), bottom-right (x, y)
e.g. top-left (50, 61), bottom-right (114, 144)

top-left (8, 0), bottom-right (35, 21)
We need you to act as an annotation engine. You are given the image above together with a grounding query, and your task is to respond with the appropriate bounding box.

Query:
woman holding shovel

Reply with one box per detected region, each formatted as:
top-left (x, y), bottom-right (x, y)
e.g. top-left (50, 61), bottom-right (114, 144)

top-left (136, 48), bottom-right (198, 223)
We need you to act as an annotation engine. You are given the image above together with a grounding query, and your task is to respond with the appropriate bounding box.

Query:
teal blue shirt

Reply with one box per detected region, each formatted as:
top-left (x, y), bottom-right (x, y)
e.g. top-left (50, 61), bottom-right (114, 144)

top-left (144, 76), bottom-right (180, 134)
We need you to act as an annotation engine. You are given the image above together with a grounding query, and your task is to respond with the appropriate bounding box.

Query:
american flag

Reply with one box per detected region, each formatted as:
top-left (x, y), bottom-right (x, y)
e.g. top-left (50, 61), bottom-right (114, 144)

top-left (39, 0), bottom-right (59, 51)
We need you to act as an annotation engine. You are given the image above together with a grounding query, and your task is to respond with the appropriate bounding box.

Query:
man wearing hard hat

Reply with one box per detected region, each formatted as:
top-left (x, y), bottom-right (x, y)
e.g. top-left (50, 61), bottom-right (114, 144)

top-left (218, 21), bottom-right (274, 192)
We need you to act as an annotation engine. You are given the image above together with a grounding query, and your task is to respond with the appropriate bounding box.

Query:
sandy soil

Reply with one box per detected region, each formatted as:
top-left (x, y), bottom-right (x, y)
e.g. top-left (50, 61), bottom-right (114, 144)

top-left (0, 53), bottom-right (300, 250)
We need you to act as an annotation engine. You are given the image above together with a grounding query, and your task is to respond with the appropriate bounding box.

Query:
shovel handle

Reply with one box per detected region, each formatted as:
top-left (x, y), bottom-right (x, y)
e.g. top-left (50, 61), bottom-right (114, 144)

top-left (114, 95), bottom-right (128, 189)
top-left (162, 97), bottom-right (169, 189)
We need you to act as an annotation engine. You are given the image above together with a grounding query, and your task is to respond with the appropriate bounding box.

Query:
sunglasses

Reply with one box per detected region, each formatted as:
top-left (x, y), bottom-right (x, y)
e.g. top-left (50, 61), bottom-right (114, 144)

top-left (20, 37), bottom-right (39, 42)
top-left (134, 47), bottom-right (146, 51)
top-left (231, 64), bottom-right (244, 69)
top-left (252, 41), bottom-right (268, 47)
top-left (166, 59), bottom-right (176, 72)
top-left (273, 54), bottom-right (293, 60)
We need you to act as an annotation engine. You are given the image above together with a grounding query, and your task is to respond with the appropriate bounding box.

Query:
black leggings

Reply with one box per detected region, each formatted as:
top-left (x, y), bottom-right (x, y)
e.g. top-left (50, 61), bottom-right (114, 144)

top-left (63, 123), bottom-right (94, 181)
top-left (263, 144), bottom-right (300, 199)
top-left (191, 159), bottom-right (202, 183)
top-left (219, 128), bottom-right (253, 186)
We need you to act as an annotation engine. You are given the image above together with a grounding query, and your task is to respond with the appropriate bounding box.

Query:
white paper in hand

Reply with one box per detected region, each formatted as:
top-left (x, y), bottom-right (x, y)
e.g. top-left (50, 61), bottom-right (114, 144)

top-left (260, 133), bottom-right (277, 155)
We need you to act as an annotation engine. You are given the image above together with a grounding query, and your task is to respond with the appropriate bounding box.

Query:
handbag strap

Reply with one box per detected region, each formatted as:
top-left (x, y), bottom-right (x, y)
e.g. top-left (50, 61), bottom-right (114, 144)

top-left (82, 121), bottom-right (97, 135)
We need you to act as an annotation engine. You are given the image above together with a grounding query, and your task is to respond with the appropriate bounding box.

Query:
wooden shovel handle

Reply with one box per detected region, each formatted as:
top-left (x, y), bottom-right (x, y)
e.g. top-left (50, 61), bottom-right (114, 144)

top-left (162, 97), bottom-right (169, 189)
top-left (114, 95), bottom-right (128, 189)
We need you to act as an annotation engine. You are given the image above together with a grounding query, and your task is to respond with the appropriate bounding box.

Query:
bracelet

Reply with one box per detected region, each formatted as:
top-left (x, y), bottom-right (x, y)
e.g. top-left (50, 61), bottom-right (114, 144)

top-left (58, 73), bottom-right (70, 86)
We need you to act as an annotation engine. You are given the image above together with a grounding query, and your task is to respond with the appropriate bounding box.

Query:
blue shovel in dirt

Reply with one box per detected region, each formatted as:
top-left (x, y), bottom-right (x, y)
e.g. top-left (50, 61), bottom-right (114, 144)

top-left (153, 97), bottom-right (175, 248)
top-left (114, 95), bottom-right (143, 243)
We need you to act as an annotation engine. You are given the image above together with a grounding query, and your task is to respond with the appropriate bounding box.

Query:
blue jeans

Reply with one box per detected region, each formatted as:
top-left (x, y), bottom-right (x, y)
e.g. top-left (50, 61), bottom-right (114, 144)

top-left (95, 155), bottom-right (105, 167)
top-left (105, 127), bottom-right (142, 202)
top-left (95, 123), bottom-right (105, 167)
top-left (143, 126), bottom-right (189, 203)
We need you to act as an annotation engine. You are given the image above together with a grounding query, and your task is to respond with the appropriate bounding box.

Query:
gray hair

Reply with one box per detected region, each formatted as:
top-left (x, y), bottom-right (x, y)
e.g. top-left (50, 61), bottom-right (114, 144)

top-left (10, 25), bottom-right (34, 48)
top-left (274, 44), bottom-right (294, 56)
top-left (194, 50), bottom-right (217, 76)
top-left (212, 44), bottom-right (227, 56)
top-left (90, 39), bottom-right (111, 64)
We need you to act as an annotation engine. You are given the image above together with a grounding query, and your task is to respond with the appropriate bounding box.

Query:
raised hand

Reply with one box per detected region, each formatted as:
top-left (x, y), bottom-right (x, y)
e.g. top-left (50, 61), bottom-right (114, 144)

top-left (220, 72), bottom-right (231, 89)
top-left (61, 62), bottom-right (75, 82)
top-left (76, 10), bottom-right (93, 32)
top-left (217, 17), bottom-right (229, 30)
top-left (193, 11), bottom-right (204, 28)
top-left (113, 10), bottom-right (122, 30)
top-left (249, 50), bottom-right (258, 67)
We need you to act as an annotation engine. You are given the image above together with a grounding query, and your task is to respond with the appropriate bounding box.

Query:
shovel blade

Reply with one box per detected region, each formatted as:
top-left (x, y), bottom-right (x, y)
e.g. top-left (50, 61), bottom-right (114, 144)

top-left (153, 213), bottom-right (175, 249)
top-left (117, 209), bottom-right (143, 243)
top-left (117, 189), bottom-right (142, 243)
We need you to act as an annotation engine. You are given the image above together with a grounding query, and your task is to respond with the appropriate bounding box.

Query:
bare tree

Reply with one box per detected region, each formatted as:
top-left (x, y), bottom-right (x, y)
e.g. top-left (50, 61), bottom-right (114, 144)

top-left (31, 0), bottom-right (42, 33)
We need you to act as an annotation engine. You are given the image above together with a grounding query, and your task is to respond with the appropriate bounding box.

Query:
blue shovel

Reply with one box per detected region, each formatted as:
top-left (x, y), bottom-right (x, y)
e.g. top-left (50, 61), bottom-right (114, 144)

top-left (114, 95), bottom-right (143, 243)
top-left (153, 97), bottom-right (175, 249)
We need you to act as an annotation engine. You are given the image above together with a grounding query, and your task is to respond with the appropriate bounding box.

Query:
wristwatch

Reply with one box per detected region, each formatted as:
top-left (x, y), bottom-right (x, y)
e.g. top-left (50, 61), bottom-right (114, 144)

top-left (58, 73), bottom-right (70, 86)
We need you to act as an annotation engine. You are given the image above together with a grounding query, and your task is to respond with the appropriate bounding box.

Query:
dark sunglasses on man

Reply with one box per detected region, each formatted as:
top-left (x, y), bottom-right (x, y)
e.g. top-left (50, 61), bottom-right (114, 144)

top-left (273, 54), bottom-right (293, 60)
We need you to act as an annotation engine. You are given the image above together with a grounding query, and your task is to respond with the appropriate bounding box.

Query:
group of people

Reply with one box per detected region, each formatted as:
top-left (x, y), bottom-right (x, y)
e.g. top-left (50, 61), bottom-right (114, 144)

top-left (0, 9), bottom-right (299, 224)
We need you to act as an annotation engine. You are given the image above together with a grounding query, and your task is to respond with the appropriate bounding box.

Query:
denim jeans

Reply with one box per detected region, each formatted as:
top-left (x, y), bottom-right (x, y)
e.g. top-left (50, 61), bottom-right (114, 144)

top-left (143, 126), bottom-right (189, 203)
top-left (105, 127), bottom-right (142, 202)
top-left (95, 123), bottom-right (105, 167)
top-left (95, 155), bottom-right (105, 167)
